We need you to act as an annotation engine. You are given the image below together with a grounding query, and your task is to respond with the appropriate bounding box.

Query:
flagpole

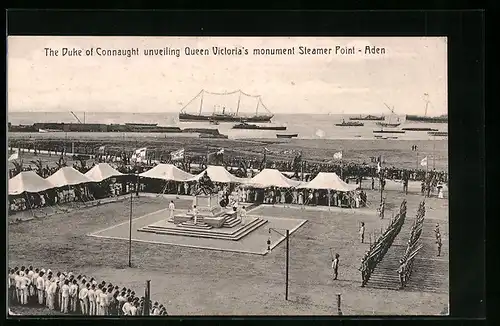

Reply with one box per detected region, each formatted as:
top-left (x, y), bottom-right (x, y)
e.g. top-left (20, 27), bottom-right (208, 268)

top-left (432, 135), bottom-right (436, 170)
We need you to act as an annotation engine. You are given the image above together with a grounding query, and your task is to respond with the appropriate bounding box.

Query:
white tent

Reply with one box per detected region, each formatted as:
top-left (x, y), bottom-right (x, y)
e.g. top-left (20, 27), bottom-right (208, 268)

top-left (9, 171), bottom-right (54, 195)
top-left (46, 167), bottom-right (93, 188)
top-left (246, 168), bottom-right (303, 188)
top-left (187, 165), bottom-right (246, 183)
top-left (139, 163), bottom-right (194, 182)
top-left (85, 163), bottom-right (124, 183)
top-left (298, 172), bottom-right (359, 192)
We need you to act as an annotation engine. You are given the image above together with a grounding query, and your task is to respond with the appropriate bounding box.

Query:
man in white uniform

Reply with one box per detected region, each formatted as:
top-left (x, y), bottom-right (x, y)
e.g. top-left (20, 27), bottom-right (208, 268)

top-left (168, 200), bottom-right (175, 222)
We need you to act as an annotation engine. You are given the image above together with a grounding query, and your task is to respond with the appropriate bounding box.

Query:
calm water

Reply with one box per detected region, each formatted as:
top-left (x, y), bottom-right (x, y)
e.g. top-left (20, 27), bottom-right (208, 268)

top-left (8, 112), bottom-right (448, 141)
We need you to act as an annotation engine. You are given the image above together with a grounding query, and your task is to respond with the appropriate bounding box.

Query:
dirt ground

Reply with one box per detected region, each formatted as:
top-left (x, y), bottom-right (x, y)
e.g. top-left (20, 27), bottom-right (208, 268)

top-left (8, 186), bottom-right (448, 316)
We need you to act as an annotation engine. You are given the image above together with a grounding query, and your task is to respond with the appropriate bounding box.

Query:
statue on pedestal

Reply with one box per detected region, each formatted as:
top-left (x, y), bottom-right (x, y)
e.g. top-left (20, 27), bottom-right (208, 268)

top-left (196, 172), bottom-right (215, 195)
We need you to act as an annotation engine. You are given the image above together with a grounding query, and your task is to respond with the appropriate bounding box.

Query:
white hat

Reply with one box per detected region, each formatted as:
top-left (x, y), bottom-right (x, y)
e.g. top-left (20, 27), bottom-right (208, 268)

top-left (47, 269), bottom-right (52, 273)
top-left (41, 269), bottom-right (46, 273)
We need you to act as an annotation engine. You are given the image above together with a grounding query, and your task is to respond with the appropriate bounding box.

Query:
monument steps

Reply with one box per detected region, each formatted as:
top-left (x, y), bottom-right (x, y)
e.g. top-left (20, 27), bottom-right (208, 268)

top-left (223, 216), bottom-right (241, 228)
top-left (179, 221), bottom-right (213, 230)
top-left (139, 218), bottom-right (268, 241)
top-left (144, 217), bottom-right (262, 236)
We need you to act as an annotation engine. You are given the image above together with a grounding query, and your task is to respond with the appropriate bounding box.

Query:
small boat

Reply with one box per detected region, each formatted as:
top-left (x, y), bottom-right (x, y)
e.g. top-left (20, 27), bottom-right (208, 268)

top-left (428, 131), bottom-right (448, 136)
top-left (276, 133), bottom-right (298, 139)
top-left (125, 123), bottom-right (158, 127)
top-left (232, 122), bottom-right (286, 130)
top-left (373, 129), bottom-right (406, 134)
top-left (39, 128), bottom-right (63, 133)
top-left (335, 119), bottom-right (364, 127)
top-left (182, 128), bottom-right (220, 135)
top-left (349, 115), bottom-right (384, 121)
top-left (199, 133), bottom-right (228, 139)
top-left (402, 127), bottom-right (438, 131)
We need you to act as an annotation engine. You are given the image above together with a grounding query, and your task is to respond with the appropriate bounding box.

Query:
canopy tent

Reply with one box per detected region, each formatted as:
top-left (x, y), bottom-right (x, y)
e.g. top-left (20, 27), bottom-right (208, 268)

top-left (85, 163), bottom-right (124, 183)
top-left (9, 171), bottom-right (54, 195)
top-left (187, 165), bottom-right (246, 183)
top-left (139, 163), bottom-right (194, 182)
top-left (246, 168), bottom-right (303, 188)
top-left (298, 172), bottom-right (359, 192)
top-left (46, 167), bottom-right (93, 188)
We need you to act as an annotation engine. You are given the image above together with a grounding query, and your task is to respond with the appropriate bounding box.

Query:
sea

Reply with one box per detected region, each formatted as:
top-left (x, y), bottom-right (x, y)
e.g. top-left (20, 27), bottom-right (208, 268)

top-left (8, 112), bottom-right (448, 141)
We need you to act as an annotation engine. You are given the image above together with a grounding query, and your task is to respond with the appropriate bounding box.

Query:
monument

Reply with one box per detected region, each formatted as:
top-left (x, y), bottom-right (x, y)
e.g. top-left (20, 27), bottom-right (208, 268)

top-left (173, 194), bottom-right (238, 228)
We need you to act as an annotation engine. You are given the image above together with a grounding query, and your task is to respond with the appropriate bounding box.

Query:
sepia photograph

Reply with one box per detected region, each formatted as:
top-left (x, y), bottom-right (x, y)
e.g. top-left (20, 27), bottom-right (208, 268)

top-left (7, 36), bottom-right (448, 316)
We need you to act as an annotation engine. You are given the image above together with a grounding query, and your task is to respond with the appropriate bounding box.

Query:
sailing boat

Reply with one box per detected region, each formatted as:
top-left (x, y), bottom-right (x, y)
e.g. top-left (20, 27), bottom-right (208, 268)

top-left (376, 103), bottom-right (401, 128)
top-left (179, 90), bottom-right (274, 122)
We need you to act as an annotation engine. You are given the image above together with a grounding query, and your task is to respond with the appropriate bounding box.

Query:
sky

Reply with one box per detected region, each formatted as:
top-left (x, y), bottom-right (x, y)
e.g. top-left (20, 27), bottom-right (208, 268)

top-left (7, 36), bottom-right (447, 116)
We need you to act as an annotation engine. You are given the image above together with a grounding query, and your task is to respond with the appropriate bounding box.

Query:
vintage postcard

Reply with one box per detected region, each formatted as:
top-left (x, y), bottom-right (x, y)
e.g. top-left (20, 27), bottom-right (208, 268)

top-left (7, 36), bottom-right (448, 316)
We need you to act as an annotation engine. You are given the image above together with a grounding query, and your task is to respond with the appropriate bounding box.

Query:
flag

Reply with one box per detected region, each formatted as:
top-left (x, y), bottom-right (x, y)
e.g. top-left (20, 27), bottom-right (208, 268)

top-left (377, 161), bottom-right (381, 173)
top-left (333, 151), bottom-right (343, 160)
top-left (216, 148), bottom-right (224, 155)
top-left (420, 156), bottom-right (428, 167)
top-left (133, 147), bottom-right (147, 162)
top-left (264, 147), bottom-right (271, 152)
top-left (8, 149), bottom-right (19, 161)
top-left (98, 145), bottom-right (106, 153)
top-left (170, 148), bottom-right (185, 161)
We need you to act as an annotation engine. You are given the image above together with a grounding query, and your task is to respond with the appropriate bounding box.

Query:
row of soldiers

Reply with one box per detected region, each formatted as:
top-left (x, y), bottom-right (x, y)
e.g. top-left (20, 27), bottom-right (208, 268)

top-left (397, 201), bottom-right (426, 289)
top-left (8, 265), bottom-right (168, 316)
top-left (359, 200), bottom-right (407, 287)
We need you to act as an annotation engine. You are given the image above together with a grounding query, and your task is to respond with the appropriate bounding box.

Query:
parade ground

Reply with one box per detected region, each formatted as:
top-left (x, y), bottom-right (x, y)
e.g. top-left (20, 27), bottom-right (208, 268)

top-left (8, 187), bottom-right (449, 315)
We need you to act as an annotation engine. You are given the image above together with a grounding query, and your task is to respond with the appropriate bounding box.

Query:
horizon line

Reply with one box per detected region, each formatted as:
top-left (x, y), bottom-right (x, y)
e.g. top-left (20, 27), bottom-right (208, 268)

top-left (7, 110), bottom-right (447, 117)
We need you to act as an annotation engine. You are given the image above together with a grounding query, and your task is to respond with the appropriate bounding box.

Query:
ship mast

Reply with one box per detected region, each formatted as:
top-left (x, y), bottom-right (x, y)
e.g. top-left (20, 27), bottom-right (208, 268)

top-left (255, 97), bottom-right (260, 115)
top-left (199, 91), bottom-right (204, 115)
top-left (424, 93), bottom-right (430, 117)
top-left (236, 90), bottom-right (242, 114)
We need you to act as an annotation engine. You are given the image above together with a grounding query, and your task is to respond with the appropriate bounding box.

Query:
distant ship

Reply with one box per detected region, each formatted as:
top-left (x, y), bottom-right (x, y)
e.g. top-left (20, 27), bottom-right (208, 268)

top-left (406, 93), bottom-right (448, 123)
top-left (373, 130), bottom-right (406, 134)
top-left (406, 114), bottom-right (448, 123)
top-left (276, 133), bottom-right (298, 139)
top-left (232, 122), bottom-right (286, 130)
top-left (335, 119), bottom-right (364, 127)
top-left (179, 90), bottom-right (274, 123)
top-left (349, 114), bottom-right (384, 121)
top-left (428, 131), bottom-right (448, 136)
top-left (376, 121), bottom-right (401, 128)
top-left (402, 127), bottom-right (439, 131)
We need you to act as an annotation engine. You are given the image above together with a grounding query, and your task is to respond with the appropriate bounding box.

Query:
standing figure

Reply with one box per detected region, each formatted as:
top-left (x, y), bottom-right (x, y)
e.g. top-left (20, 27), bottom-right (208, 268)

top-left (359, 222), bottom-right (365, 243)
top-left (88, 284), bottom-right (96, 315)
top-left (36, 271), bottom-right (45, 305)
top-left (168, 200), bottom-right (175, 222)
top-left (332, 253), bottom-right (340, 280)
top-left (436, 233), bottom-right (442, 257)
top-left (397, 259), bottom-right (406, 289)
top-left (61, 280), bottom-right (70, 313)
top-left (434, 224), bottom-right (440, 240)
top-left (192, 205), bottom-right (199, 225)
top-left (240, 206), bottom-right (247, 226)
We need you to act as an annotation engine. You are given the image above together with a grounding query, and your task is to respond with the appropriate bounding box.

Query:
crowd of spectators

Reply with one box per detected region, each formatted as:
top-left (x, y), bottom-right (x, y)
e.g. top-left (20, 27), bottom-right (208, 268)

top-left (8, 265), bottom-right (168, 316)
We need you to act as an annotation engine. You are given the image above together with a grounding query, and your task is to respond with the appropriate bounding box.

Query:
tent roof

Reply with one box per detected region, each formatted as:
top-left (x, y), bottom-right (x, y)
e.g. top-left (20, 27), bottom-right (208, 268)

top-left (46, 167), bottom-right (93, 188)
top-left (298, 172), bottom-right (358, 191)
top-left (187, 165), bottom-right (245, 183)
top-left (246, 168), bottom-right (303, 188)
top-left (85, 163), bottom-right (124, 183)
top-left (9, 171), bottom-right (54, 195)
top-left (139, 163), bottom-right (194, 182)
